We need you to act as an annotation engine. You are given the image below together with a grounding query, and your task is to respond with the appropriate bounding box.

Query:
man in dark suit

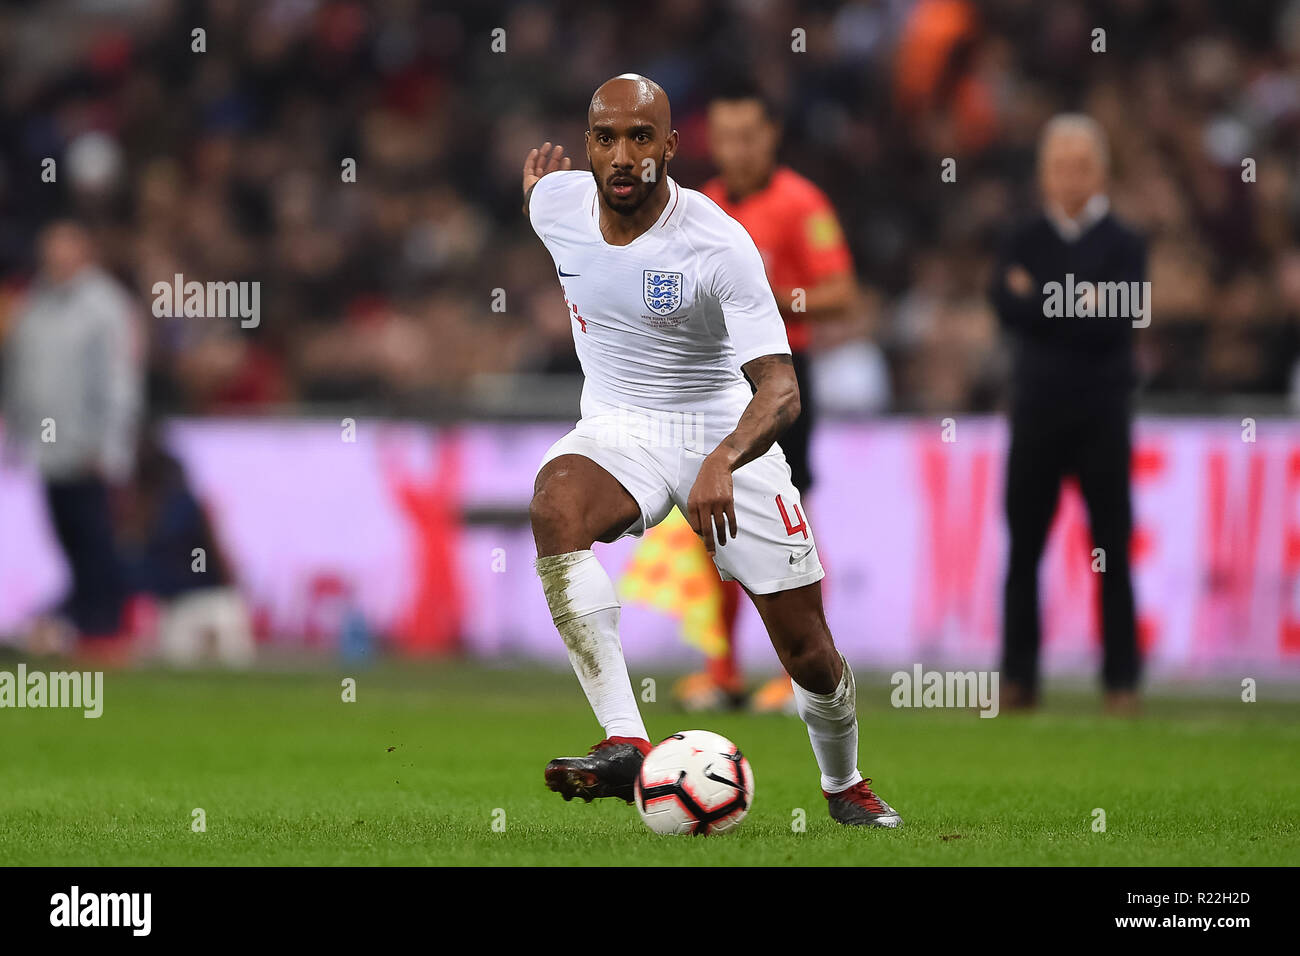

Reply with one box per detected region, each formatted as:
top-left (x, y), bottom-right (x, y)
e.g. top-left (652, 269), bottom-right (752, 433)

top-left (990, 115), bottom-right (1146, 714)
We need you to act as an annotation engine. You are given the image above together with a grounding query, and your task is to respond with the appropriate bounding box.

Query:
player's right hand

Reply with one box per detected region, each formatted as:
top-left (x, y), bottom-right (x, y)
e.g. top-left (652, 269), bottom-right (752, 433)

top-left (686, 452), bottom-right (737, 555)
top-left (523, 142), bottom-right (571, 205)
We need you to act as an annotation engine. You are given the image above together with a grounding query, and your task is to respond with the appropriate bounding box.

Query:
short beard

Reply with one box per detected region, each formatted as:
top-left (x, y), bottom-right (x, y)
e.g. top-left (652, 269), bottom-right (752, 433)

top-left (593, 151), bottom-right (668, 216)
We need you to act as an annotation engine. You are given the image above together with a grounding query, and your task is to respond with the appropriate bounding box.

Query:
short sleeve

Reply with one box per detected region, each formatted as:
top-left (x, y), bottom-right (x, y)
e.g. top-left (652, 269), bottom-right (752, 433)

top-left (791, 187), bottom-right (853, 282)
top-left (711, 227), bottom-right (792, 368)
top-left (528, 170), bottom-right (585, 239)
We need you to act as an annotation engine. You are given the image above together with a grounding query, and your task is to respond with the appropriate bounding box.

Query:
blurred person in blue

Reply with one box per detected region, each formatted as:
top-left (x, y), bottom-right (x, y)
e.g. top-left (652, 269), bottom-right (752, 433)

top-left (118, 430), bottom-right (254, 668)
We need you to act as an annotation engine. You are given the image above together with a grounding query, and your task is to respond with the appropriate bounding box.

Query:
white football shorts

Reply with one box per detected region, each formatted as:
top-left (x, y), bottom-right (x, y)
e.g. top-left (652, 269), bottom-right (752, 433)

top-left (535, 417), bottom-right (824, 595)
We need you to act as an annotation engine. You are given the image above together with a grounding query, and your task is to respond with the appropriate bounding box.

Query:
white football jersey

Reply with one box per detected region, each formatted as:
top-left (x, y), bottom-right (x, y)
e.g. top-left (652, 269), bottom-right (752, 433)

top-left (528, 170), bottom-right (791, 441)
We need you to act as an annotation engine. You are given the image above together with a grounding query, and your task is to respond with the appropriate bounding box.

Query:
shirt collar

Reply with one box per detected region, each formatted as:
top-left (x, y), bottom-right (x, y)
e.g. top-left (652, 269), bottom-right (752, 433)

top-left (1047, 193), bottom-right (1109, 242)
top-left (589, 177), bottom-right (681, 241)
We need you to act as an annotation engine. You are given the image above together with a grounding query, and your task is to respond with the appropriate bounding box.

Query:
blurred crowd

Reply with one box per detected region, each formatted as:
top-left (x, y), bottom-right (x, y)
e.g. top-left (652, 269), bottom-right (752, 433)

top-left (3, 0), bottom-right (1300, 416)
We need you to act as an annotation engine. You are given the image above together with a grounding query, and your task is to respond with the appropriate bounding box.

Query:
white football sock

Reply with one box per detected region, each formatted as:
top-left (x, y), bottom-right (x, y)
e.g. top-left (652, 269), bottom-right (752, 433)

top-left (535, 549), bottom-right (647, 741)
top-left (792, 653), bottom-right (864, 793)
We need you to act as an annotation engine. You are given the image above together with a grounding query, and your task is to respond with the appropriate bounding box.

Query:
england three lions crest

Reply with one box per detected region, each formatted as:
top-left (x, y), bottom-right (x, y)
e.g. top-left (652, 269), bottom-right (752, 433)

top-left (644, 270), bottom-right (682, 316)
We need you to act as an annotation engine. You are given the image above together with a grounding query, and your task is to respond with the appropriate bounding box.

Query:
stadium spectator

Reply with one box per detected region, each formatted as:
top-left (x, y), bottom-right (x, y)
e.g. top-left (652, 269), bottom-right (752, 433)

top-left (0, 1), bottom-right (1298, 413)
top-left (117, 430), bottom-right (254, 668)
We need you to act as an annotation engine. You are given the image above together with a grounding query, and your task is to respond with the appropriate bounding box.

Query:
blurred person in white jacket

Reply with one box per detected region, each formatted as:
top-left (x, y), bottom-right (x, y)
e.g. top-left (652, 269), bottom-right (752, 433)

top-left (2, 221), bottom-right (144, 643)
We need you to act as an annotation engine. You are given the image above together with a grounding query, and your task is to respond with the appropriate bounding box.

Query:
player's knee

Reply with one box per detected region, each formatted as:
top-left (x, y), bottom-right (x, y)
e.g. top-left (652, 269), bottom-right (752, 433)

top-left (777, 627), bottom-right (837, 689)
top-left (529, 485), bottom-right (569, 535)
top-left (529, 484), bottom-right (589, 552)
top-left (785, 644), bottom-right (838, 694)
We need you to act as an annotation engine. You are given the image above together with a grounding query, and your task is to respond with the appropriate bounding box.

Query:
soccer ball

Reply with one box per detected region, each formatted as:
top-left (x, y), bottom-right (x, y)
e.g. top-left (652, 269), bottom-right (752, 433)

top-left (634, 730), bottom-right (754, 835)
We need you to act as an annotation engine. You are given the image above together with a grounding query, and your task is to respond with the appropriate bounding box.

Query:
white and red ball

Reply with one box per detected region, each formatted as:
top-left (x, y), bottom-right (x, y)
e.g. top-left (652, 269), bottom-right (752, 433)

top-left (634, 730), bottom-right (754, 835)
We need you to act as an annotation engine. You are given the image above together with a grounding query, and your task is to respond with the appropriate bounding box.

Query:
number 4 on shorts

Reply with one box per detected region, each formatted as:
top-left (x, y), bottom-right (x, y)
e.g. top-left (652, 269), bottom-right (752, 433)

top-left (776, 494), bottom-right (808, 539)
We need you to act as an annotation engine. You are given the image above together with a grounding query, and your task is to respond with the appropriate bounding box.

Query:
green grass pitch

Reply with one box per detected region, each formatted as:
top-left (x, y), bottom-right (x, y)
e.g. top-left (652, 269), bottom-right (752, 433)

top-left (2, 660), bottom-right (1297, 865)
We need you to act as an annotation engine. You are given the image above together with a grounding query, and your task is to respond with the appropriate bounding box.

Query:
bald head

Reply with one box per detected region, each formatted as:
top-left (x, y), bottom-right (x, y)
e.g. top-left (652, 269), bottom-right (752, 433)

top-left (585, 74), bottom-right (678, 219)
top-left (589, 74), bottom-right (671, 130)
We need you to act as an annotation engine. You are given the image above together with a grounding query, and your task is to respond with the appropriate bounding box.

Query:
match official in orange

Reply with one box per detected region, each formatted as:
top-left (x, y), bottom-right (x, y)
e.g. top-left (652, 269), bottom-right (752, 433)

top-left (674, 78), bottom-right (858, 713)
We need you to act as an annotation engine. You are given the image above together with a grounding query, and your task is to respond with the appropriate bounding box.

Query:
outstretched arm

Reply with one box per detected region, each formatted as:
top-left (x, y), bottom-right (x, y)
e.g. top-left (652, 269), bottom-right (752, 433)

top-left (522, 142), bottom-right (571, 216)
top-left (686, 353), bottom-right (800, 552)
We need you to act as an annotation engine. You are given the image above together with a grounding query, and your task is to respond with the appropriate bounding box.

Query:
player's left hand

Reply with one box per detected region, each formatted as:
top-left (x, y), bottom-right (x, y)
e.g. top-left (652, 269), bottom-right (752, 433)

top-left (687, 454), bottom-right (737, 554)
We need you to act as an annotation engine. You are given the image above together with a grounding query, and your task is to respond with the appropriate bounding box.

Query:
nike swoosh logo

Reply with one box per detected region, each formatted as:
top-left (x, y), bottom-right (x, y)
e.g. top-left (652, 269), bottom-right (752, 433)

top-left (558, 267), bottom-right (580, 277)
top-left (790, 545), bottom-right (815, 565)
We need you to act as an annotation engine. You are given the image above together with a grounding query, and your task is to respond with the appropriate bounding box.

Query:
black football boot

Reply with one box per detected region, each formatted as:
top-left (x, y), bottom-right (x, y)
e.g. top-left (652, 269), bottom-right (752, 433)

top-left (544, 737), bottom-right (652, 804)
